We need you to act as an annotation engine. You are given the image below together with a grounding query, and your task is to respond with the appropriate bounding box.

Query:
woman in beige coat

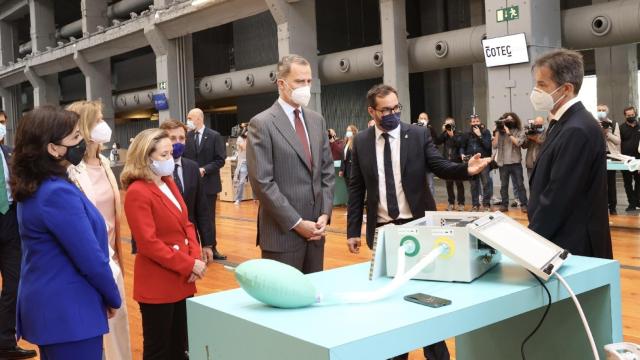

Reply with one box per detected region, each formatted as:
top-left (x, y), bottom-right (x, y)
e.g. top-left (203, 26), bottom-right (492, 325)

top-left (66, 100), bottom-right (132, 360)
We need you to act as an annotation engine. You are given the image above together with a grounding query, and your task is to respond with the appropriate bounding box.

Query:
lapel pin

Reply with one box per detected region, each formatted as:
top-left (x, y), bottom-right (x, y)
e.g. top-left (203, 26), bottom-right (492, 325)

top-left (405, 134), bottom-right (408, 139)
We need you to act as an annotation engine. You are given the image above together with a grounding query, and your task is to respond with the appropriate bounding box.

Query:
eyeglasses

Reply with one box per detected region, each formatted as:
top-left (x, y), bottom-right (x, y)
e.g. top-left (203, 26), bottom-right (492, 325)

top-left (374, 104), bottom-right (403, 116)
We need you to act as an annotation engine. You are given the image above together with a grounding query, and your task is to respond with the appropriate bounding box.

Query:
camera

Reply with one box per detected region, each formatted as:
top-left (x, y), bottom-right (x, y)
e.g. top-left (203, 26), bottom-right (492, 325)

top-left (495, 119), bottom-right (506, 133)
top-left (445, 123), bottom-right (455, 131)
top-left (600, 120), bottom-right (612, 129)
top-left (525, 124), bottom-right (544, 136)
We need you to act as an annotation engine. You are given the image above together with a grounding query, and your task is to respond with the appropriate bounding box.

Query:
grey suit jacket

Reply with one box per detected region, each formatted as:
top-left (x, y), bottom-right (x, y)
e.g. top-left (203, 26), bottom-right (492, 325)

top-left (247, 101), bottom-right (335, 252)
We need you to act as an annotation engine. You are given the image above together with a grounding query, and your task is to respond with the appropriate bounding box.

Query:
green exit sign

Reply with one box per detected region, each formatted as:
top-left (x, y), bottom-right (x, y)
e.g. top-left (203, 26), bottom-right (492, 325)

top-left (496, 5), bottom-right (519, 22)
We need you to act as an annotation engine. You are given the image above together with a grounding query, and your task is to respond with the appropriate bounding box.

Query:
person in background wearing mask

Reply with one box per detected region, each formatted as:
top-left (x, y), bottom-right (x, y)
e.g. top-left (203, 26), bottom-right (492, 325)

top-left (528, 49), bottom-right (611, 258)
top-left (596, 104), bottom-right (621, 214)
top-left (233, 123), bottom-right (249, 205)
top-left (183, 108), bottom-right (226, 261)
top-left (122, 128), bottom-right (204, 359)
top-left (159, 119), bottom-right (214, 266)
top-left (521, 116), bottom-right (547, 180)
top-left (247, 54), bottom-right (335, 274)
top-left (346, 84), bottom-right (491, 360)
top-left (0, 112), bottom-right (37, 360)
top-left (12, 106), bottom-right (121, 359)
top-left (416, 112), bottom-right (437, 197)
top-left (65, 101), bottom-right (132, 360)
top-left (434, 117), bottom-right (465, 211)
top-left (492, 112), bottom-right (528, 213)
top-left (462, 114), bottom-right (492, 211)
top-left (328, 128), bottom-right (345, 161)
top-left (619, 106), bottom-right (640, 212)
top-left (339, 124), bottom-right (359, 188)
top-left (368, 119), bottom-right (376, 128)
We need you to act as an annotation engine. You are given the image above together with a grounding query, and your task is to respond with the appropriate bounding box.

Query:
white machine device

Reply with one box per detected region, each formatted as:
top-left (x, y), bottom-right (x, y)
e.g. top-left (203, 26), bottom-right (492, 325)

top-left (371, 211), bottom-right (501, 282)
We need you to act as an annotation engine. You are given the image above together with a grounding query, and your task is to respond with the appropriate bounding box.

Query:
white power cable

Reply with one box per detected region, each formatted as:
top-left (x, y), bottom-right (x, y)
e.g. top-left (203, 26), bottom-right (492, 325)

top-left (554, 272), bottom-right (600, 360)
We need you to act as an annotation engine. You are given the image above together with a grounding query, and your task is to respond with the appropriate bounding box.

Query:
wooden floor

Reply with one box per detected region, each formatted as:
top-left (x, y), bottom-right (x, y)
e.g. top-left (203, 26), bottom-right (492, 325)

top-left (17, 200), bottom-right (640, 359)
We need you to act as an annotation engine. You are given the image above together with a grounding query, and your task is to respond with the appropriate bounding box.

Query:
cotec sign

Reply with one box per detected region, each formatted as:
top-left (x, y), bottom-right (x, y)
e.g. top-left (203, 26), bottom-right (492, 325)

top-left (481, 33), bottom-right (529, 68)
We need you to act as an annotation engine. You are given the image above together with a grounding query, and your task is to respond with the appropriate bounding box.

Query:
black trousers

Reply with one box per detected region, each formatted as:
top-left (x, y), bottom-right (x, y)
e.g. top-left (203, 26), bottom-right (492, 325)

top-left (206, 194), bottom-right (218, 249)
top-left (139, 299), bottom-right (188, 360)
top-left (0, 204), bottom-right (21, 347)
top-left (377, 219), bottom-right (450, 360)
top-left (607, 170), bottom-right (617, 211)
top-left (445, 180), bottom-right (465, 205)
top-left (621, 170), bottom-right (640, 208)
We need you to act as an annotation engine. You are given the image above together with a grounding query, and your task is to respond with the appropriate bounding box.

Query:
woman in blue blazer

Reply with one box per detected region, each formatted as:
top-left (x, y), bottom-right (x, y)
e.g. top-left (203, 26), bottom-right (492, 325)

top-left (10, 106), bottom-right (121, 360)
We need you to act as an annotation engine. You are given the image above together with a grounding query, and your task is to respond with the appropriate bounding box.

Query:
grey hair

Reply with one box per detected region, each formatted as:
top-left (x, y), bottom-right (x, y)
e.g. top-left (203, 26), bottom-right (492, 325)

top-left (533, 49), bottom-right (584, 95)
top-left (597, 104), bottom-right (609, 112)
top-left (277, 54), bottom-right (310, 79)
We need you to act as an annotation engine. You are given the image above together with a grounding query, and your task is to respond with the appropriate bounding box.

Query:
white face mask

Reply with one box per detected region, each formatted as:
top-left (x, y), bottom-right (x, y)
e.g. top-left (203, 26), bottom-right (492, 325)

top-left (186, 120), bottom-right (195, 131)
top-left (530, 86), bottom-right (565, 112)
top-left (90, 121), bottom-right (112, 144)
top-left (345, 131), bottom-right (353, 138)
top-left (285, 81), bottom-right (311, 107)
top-left (0, 123), bottom-right (6, 141)
top-left (597, 111), bottom-right (607, 120)
top-left (150, 158), bottom-right (175, 177)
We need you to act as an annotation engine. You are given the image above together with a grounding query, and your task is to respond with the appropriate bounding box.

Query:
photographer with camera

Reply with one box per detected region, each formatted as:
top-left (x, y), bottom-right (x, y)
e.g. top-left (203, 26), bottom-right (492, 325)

top-left (492, 112), bottom-right (528, 213)
top-left (328, 128), bottom-right (345, 161)
top-left (596, 104), bottom-right (621, 214)
top-left (521, 116), bottom-right (546, 180)
top-left (416, 112), bottom-right (437, 197)
top-left (461, 114), bottom-right (492, 211)
top-left (620, 106), bottom-right (640, 211)
top-left (434, 117), bottom-right (465, 210)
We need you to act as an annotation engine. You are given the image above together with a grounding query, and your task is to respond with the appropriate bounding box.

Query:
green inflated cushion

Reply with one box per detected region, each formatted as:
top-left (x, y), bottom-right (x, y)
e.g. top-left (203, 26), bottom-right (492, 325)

top-left (235, 259), bottom-right (317, 308)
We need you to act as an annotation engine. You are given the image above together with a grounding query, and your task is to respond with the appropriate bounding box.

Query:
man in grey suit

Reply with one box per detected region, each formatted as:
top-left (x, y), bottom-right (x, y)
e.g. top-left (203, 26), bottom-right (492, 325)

top-left (247, 54), bottom-right (335, 274)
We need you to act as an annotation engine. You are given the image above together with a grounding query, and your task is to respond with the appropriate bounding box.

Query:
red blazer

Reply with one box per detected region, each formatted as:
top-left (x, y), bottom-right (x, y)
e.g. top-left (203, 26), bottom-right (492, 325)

top-left (124, 177), bottom-right (202, 304)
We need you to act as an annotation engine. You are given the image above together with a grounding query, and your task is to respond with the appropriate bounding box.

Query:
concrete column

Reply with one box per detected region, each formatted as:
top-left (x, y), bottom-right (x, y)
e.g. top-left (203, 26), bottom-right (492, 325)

top-left (266, 0), bottom-right (322, 113)
top-left (28, 0), bottom-right (58, 106)
top-left (380, 0), bottom-right (410, 123)
top-left (144, 25), bottom-right (195, 123)
top-left (595, 46), bottom-right (638, 119)
top-left (24, 65), bottom-right (59, 106)
top-left (28, 0), bottom-right (55, 52)
top-left (0, 86), bottom-right (19, 145)
top-left (421, 0), bottom-right (448, 128)
top-left (484, 0), bottom-right (562, 123)
top-left (81, 0), bottom-right (108, 35)
top-left (74, 52), bottom-right (114, 129)
top-left (0, 21), bottom-right (15, 66)
top-left (470, 0), bottom-right (488, 124)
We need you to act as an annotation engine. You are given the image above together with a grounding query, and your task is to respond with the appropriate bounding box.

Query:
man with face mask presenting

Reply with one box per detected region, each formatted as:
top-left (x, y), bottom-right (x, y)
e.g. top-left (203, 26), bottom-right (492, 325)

top-left (246, 55), bottom-right (335, 274)
top-left (528, 49), bottom-right (612, 259)
top-left (346, 84), bottom-right (491, 360)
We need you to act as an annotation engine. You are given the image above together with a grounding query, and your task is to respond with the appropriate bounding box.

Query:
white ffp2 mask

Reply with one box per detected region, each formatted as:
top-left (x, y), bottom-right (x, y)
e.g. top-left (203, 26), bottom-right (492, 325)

top-left (91, 121), bottom-right (112, 144)
top-left (530, 86), bottom-right (564, 112)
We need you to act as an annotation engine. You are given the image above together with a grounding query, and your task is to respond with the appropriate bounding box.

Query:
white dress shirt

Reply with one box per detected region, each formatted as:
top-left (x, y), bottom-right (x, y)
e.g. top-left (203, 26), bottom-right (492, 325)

top-left (1, 149), bottom-right (12, 204)
top-left (174, 157), bottom-right (184, 189)
top-left (374, 126), bottom-right (412, 223)
top-left (550, 97), bottom-right (581, 122)
top-left (157, 182), bottom-right (182, 211)
top-left (277, 97), bottom-right (310, 143)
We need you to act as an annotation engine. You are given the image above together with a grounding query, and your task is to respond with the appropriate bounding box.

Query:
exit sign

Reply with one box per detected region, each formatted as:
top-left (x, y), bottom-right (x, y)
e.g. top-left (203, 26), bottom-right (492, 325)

top-left (496, 6), bottom-right (519, 22)
top-left (158, 81), bottom-right (167, 90)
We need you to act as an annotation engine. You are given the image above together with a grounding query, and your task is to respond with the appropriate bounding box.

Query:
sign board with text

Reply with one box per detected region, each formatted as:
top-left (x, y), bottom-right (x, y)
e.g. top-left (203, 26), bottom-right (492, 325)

top-left (482, 33), bottom-right (529, 68)
top-left (496, 6), bottom-right (519, 22)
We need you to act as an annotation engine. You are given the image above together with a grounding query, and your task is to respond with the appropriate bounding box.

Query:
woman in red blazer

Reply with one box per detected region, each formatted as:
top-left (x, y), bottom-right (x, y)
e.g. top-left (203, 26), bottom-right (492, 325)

top-left (121, 128), bottom-right (205, 360)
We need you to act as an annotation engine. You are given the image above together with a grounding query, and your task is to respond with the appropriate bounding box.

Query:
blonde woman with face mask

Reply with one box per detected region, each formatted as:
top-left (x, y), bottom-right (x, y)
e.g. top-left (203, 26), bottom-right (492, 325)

top-left (66, 100), bottom-right (132, 360)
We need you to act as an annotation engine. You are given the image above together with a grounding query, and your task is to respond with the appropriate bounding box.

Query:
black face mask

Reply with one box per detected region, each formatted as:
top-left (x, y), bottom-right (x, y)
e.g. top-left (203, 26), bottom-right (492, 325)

top-left (57, 139), bottom-right (86, 166)
top-left (626, 116), bottom-right (637, 124)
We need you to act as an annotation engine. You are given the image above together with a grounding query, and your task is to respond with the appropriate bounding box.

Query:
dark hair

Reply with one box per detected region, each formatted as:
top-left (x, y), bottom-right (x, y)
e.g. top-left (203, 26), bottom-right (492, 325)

top-left (501, 112), bottom-right (523, 130)
top-left (623, 106), bottom-right (636, 115)
top-left (159, 118), bottom-right (188, 133)
top-left (10, 106), bottom-right (79, 201)
top-left (367, 84), bottom-right (398, 108)
top-left (532, 49), bottom-right (584, 95)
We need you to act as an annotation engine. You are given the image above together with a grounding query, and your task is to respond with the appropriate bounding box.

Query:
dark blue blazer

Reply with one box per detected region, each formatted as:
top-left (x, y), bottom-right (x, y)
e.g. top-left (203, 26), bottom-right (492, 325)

top-left (16, 177), bottom-right (121, 345)
top-left (528, 101), bottom-right (613, 259)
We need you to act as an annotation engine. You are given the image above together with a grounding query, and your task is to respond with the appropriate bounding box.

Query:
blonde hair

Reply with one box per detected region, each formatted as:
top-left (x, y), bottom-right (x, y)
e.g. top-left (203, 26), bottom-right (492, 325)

top-left (66, 100), bottom-right (103, 157)
top-left (120, 128), bottom-right (169, 189)
top-left (346, 124), bottom-right (358, 150)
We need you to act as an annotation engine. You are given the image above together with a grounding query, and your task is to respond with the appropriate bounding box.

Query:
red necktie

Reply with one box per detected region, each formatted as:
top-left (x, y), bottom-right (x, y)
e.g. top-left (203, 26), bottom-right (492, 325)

top-left (293, 109), bottom-right (313, 168)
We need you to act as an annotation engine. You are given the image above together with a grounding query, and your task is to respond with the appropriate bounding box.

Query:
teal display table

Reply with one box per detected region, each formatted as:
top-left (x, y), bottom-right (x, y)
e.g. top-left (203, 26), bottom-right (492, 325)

top-left (187, 256), bottom-right (621, 360)
top-left (333, 160), bottom-right (347, 206)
